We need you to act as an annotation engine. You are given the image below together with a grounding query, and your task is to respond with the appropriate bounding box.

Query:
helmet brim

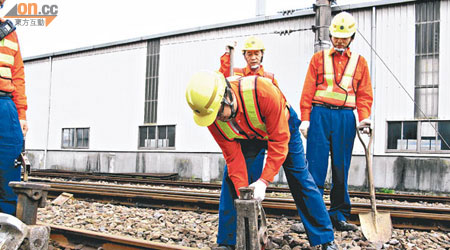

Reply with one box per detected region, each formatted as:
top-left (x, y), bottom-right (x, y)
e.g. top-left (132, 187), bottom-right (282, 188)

top-left (330, 31), bottom-right (354, 38)
top-left (193, 108), bottom-right (219, 127)
top-left (192, 81), bottom-right (224, 127)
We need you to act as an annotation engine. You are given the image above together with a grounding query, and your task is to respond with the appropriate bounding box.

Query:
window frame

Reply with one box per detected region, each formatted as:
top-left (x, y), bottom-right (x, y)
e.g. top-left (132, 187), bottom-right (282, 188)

top-left (61, 127), bottom-right (90, 149)
top-left (144, 39), bottom-right (160, 124)
top-left (138, 125), bottom-right (176, 150)
top-left (414, 0), bottom-right (440, 119)
top-left (385, 120), bottom-right (450, 153)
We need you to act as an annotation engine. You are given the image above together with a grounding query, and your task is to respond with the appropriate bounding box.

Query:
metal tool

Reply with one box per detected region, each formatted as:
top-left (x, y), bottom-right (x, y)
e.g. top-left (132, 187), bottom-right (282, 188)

top-left (0, 181), bottom-right (51, 250)
top-left (236, 187), bottom-right (268, 250)
top-left (357, 127), bottom-right (392, 247)
top-left (15, 139), bottom-right (31, 182)
top-left (226, 41), bottom-right (236, 76)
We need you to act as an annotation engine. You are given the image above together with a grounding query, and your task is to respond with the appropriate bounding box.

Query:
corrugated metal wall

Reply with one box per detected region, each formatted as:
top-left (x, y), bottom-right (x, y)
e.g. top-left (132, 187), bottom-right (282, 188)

top-left (159, 16), bottom-right (317, 152)
top-left (23, 1), bottom-right (450, 157)
top-left (373, 3), bottom-right (416, 154)
top-left (440, 0), bottom-right (450, 119)
top-left (25, 42), bottom-right (148, 151)
top-left (25, 59), bottom-right (52, 149)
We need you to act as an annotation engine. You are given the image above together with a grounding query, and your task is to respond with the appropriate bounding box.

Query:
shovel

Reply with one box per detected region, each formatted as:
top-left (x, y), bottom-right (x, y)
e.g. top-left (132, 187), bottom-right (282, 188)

top-left (356, 126), bottom-right (392, 246)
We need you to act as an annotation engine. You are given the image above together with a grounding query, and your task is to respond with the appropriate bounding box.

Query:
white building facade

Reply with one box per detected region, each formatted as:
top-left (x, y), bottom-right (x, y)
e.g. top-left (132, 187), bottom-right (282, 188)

top-left (24, 0), bottom-right (450, 193)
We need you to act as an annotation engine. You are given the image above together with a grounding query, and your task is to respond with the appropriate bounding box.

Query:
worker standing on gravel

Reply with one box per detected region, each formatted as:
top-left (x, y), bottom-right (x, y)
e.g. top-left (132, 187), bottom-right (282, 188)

top-left (300, 11), bottom-right (373, 231)
top-left (185, 71), bottom-right (337, 250)
top-left (0, 0), bottom-right (28, 215)
top-left (216, 36), bottom-right (289, 247)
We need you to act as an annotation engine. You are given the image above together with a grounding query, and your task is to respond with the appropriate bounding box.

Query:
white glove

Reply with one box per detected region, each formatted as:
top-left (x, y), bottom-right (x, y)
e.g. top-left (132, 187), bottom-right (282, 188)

top-left (249, 179), bottom-right (268, 202)
top-left (299, 121), bottom-right (310, 139)
top-left (225, 41), bottom-right (237, 53)
top-left (358, 118), bottom-right (372, 134)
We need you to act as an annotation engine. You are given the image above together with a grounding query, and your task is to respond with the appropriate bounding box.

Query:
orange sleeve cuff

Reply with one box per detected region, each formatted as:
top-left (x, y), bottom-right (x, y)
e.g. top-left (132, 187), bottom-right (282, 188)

top-left (17, 109), bottom-right (26, 120)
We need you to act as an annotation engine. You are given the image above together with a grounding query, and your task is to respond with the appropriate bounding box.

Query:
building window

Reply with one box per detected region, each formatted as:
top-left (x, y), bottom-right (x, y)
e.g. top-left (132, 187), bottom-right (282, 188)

top-left (62, 128), bottom-right (89, 149)
top-left (386, 121), bottom-right (450, 153)
top-left (139, 125), bottom-right (175, 149)
top-left (414, 0), bottom-right (440, 118)
top-left (144, 39), bottom-right (160, 123)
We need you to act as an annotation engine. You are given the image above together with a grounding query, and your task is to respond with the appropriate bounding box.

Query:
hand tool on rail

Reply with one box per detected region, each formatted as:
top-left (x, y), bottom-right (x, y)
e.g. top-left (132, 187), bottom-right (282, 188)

top-left (236, 187), bottom-right (268, 250)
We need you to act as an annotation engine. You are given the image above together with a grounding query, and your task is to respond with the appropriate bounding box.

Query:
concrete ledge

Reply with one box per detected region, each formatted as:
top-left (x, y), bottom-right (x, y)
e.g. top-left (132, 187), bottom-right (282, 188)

top-left (28, 151), bottom-right (450, 194)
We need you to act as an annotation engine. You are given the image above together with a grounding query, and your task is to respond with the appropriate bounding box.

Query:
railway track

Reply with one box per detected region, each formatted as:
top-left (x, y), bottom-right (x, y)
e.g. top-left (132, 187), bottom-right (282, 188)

top-left (29, 169), bottom-right (450, 204)
top-left (38, 180), bottom-right (450, 231)
top-left (46, 223), bottom-right (196, 250)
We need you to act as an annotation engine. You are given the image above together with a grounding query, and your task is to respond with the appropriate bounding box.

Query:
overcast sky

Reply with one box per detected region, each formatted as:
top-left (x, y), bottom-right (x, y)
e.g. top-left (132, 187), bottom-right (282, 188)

top-left (1, 0), bottom-right (366, 58)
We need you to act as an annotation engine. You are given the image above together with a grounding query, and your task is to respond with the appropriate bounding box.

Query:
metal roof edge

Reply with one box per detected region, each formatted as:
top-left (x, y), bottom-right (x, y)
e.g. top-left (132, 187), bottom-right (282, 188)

top-left (23, 0), bottom-right (416, 62)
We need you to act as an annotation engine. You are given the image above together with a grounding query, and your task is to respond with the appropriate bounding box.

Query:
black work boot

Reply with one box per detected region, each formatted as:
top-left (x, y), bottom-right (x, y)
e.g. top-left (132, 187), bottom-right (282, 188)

top-left (334, 221), bottom-right (358, 231)
top-left (322, 241), bottom-right (339, 250)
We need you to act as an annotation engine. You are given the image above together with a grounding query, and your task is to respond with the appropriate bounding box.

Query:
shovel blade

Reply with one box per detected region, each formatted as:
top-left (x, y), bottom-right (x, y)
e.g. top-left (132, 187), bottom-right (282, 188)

top-left (359, 211), bottom-right (392, 245)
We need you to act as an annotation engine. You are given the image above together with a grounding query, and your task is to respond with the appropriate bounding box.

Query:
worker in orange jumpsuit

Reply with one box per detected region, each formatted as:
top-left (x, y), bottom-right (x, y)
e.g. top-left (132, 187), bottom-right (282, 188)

top-left (219, 36), bottom-right (278, 86)
top-left (186, 71), bottom-right (337, 250)
top-left (217, 37), bottom-right (286, 244)
top-left (300, 11), bottom-right (373, 231)
top-left (0, 0), bottom-right (28, 215)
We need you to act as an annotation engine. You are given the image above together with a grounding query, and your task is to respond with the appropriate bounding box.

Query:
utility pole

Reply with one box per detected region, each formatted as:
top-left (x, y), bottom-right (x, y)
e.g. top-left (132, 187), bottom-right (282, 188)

top-left (314, 0), bottom-right (332, 52)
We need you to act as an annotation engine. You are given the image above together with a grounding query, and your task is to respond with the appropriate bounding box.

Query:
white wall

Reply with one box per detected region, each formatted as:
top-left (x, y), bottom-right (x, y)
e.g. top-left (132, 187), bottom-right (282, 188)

top-left (24, 1), bottom-right (450, 157)
top-left (25, 59), bottom-right (51, 149)
top-left (158, 16), bottom-right (316, 152)
top-left (373, 4), bottom-right (416, 154)
top-left (26, 43), bottom-right (148, 151)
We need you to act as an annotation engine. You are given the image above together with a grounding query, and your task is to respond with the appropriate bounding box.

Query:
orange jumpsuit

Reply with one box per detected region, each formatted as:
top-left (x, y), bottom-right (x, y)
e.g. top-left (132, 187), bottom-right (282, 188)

top-left (300, 47), bottom-right (373, 224)
top-left (0, 26), bottom-right (27, 120)
top-left (0, 23), bottom-right (26, 215)
top-left (300, 48), bottom-right (372, 122)
top-left (208, 76), bottom-right (289, 194)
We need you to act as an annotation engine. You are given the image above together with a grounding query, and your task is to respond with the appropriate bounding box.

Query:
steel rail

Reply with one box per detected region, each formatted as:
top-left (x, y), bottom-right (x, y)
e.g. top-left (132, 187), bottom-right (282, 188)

top-left (41, 222), bottom-right (196, 250)
top-left (29, 171), bottom-right (450, 204)
top-left (41, 181), bottom-right (450, 231)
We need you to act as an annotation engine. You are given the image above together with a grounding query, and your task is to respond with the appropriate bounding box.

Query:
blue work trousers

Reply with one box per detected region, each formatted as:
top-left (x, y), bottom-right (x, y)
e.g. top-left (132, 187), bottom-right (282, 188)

top-left (217, 106), bottom-right (334, 246)
top-left (306, 106), bottom-right (356, 223)
top-left (0, 97), bottom-right (23, 215)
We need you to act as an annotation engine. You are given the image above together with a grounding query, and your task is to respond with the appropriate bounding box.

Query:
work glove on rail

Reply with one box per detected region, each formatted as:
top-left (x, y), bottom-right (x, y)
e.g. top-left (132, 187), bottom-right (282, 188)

top-left (249, 179), bottom-right (268, 202)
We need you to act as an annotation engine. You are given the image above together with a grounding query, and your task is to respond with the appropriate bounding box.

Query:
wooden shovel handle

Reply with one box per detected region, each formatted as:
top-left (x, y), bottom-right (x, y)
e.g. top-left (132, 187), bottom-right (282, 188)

top-left (357, 127), bottom-right (377, 214)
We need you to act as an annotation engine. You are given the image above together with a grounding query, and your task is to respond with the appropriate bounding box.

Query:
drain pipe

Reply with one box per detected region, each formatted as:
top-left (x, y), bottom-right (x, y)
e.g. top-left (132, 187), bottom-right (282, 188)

top-left (370, 7), bottom-right (377, 157)
top-left (43, 56), bottom-right (53, 169)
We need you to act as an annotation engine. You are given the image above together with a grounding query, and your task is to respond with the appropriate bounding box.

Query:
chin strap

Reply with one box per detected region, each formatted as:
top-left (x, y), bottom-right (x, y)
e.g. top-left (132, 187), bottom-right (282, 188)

top-left (335, 47), bottom-right (346, 53)
top-left (222, 79), bottom-right (237, 122)
top-left (250, 65), bottom-right (260, 70)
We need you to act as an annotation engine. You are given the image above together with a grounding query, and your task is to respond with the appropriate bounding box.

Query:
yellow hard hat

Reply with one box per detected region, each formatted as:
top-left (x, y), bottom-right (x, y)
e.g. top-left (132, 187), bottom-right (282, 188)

top-left (242, 36), bottom-right (265, 52)
top-left (185, 71), bottom-right (227, 127)
top-left (329, 12), bottom-right (357, 38)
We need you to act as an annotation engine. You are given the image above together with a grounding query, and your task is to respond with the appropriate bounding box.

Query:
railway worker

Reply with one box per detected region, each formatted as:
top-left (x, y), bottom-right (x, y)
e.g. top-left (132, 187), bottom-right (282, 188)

top-left (219, 36), bottom-right (278, 86)
top-left (0, 0), bottom-right (28, 215)
top-left (185, 71), bottom-right (337, 250)
top-left (217, 36), bottom-right (285, 242)
top-left (299, 11), bottom-right (373, 231)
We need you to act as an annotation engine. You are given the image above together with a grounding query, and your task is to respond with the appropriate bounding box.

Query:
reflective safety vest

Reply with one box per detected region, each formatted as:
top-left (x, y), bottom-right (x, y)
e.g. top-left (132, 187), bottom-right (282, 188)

top-left (233, 68), bottom-right (275, 84)
top-left (0, 38), bottom-right (17, 80)
top-left (313, 49), bottom-right (360, 107)
top-left (215, 76), bottom-right (269, 141)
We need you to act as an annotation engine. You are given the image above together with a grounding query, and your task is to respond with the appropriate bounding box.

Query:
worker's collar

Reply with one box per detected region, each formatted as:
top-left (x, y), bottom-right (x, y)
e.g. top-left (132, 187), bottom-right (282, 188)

top-left (244, 64), bottom-right (265, 76)
top-left (329, 47), bottom-right (352, 57)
